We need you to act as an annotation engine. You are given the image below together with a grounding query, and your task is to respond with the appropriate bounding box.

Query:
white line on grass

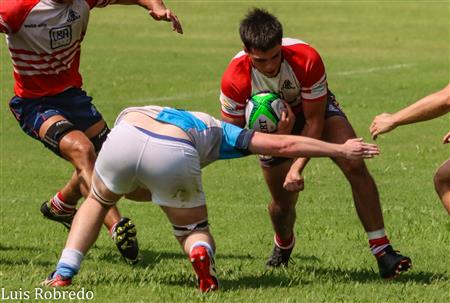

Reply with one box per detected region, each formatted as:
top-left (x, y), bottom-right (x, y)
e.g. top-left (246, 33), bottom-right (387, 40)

top-left (335, 63), bottom-right (415, 76)
top-left (133, 64), bottom-right (415, 103)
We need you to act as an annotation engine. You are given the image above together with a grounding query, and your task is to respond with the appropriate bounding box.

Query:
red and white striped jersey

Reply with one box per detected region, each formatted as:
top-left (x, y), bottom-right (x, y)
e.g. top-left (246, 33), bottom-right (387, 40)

top-left (220, 38), bottom-right (328, 119)
top-left (0, 0), bottom-right (113, 98)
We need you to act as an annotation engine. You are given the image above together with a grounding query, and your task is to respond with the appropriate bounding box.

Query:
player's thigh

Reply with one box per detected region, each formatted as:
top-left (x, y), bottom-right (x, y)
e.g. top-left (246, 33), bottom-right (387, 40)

top-left (160, 205), bottom-right (208, 227)
top-left (322, 116), bottom-right (368, 174)
top-left (261, 159), bottom-right (299, 205)
top-left (322, 115), bottom-right (357, 144)
top-left (435, 158), bottom-right (450, 183)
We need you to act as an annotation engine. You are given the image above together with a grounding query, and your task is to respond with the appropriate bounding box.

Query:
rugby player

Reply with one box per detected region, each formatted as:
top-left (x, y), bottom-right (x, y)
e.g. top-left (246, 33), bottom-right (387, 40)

top-left (43, 104), bottom-right (379, 292)
top-left (219, 8), bottom-right (411, 278)
top-left (1, 0), bottom-right (182, 264)
top-left (370, 84), bottom-right (450, 215)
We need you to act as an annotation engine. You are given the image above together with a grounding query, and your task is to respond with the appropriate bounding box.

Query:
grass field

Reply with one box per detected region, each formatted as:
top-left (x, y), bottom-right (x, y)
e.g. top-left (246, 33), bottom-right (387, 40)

top-left (1, 0), bottom-right (449, 302)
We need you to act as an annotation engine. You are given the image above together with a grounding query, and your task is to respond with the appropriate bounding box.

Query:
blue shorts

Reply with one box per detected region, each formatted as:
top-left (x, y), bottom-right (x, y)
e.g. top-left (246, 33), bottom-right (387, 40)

top-left (9, 88), bottom-right (103, 141)
top-left (260, 90), bottom-right (347, 167)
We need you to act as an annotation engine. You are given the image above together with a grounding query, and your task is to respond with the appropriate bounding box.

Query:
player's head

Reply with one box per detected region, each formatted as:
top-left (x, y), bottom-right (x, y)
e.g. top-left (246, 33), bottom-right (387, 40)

top-left (239, 8), bottom-right (283, 78)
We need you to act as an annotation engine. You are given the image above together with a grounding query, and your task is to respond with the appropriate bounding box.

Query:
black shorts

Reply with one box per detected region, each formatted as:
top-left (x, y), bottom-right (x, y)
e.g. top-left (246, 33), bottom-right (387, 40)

top-left (259, 90), bottom-right (347, 167)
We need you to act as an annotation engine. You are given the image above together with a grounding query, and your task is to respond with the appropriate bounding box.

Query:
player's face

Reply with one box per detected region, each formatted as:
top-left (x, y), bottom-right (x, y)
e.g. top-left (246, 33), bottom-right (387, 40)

top-left (246, 45), bottom-right (282, 78)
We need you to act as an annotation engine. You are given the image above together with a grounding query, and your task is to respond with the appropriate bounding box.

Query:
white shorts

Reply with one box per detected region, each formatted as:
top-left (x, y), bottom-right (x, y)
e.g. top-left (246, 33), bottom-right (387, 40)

top-left (95, 121), bottom-right (205, 208)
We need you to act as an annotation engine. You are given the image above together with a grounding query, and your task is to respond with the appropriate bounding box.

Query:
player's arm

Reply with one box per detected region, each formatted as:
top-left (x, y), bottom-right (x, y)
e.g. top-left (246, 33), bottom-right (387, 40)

top-left (283, 96), bottom-right (327, 191)
top-left (248, 133), bottom-right (379, 160)
top-left (111, 0), bottom-right (182, 34)
top-left (370, 84), bottom-right (450, 139)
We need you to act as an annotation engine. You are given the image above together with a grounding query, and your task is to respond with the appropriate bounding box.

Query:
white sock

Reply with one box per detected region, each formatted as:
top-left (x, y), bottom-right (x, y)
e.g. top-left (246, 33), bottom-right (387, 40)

top-left (189, 241), bottom-right (214, 256)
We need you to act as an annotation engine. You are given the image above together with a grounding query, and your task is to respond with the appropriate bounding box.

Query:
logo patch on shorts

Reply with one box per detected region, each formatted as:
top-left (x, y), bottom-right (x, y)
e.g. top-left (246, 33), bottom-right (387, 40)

top-left (49, 26), bottom-right (72, 49)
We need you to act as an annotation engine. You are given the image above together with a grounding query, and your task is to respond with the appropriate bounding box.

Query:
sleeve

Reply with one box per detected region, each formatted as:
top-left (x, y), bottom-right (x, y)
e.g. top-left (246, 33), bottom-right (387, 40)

top-left (0, 0), bottom-right (40, 34)
top-left (85, 0), bottom-right (116, 9)
top-left (286, 44), bottom-right (328, 102)
top-left (220, 56), bottom-right (252, 118)
top-left (219, 122), bottom-right (255, 159)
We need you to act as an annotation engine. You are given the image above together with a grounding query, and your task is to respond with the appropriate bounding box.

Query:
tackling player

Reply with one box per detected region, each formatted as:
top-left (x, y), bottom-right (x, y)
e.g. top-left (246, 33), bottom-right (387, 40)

top-left (1, 0), bottom-right (182, 264)
top-left (219, 8), bottom-right (411, 278)
top-left (42, 104), bottom-right (379, 292)
top-left (370, 84), bottom-right (450, 215)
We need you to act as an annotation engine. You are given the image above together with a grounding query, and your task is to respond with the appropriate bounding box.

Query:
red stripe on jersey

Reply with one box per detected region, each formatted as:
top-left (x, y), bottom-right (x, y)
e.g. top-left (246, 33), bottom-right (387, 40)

top-left (220, 54), bottom-right (252, 107)
top-left (282, 43), bottom-right (326, 95)
top-left (0, 0), bottom-right (40, 33)
top-left (9, 39), bottom-right (82, 56)
top-left (13, 53), bottom-right (83, 98)
top-left (11, 45), bottom-right (80, 66)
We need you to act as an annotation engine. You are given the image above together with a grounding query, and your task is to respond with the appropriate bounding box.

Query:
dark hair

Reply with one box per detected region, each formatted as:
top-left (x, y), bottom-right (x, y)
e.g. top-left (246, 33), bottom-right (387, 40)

top-left (239, 8), bottom-right (283, 52)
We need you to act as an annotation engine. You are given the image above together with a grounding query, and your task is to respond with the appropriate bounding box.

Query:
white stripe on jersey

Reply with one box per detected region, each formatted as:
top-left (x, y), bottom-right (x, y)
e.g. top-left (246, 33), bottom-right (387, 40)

top-left (301, 73), bottom-right (327, 100)
top-left (220, 91), bottom-right (245, 117)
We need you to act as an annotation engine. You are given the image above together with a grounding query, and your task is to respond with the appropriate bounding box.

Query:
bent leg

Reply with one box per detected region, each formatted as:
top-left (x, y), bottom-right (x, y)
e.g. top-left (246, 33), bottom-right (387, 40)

top-left (322, 116), bottom-right (384, 231)
top-left (434, 158), bottom-right (450, 215)
top-left (262, 160), bottom-right (298, 240)
top-left (160, 205), bottom-right (218, 292)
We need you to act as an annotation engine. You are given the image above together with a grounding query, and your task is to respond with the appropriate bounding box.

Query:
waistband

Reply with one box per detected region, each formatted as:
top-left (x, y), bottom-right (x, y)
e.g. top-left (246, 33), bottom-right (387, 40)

top-left (134, 126), bottom-right (195, 148)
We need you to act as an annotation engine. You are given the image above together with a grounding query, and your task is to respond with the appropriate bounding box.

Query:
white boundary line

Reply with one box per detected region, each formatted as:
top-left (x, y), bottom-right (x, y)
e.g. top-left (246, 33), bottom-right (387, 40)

top-left (335, 63), bottom-right (415, 76)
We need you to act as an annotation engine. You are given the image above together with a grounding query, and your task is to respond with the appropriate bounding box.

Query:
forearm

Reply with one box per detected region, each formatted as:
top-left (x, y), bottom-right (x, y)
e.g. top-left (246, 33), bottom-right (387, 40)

top-left (293, 120), bottom-right (325, 172)
top-left (392, 84), bottom-right (450, 127)
top-left (249, 132), bottom-right (342, 159)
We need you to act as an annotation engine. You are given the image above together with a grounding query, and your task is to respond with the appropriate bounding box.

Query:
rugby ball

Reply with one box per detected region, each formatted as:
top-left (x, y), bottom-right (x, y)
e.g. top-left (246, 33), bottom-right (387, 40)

top-left (245, 92), bottom-right (286, 133)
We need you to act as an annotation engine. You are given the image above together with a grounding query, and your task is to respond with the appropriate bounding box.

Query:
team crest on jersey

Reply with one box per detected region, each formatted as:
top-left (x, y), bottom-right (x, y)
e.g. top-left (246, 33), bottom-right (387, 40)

top-left (50, 26), bottom-right (72, 49)
top-left (281, 79), bottom-right (296, 90)
top-left (67, 9), bottom-right (81, 22)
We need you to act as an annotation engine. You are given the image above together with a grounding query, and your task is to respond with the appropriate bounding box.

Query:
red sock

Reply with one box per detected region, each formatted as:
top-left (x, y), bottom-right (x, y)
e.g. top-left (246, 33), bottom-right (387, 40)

top-left (369, 236), bottom-right (390, 257)
top-left (275, 232), bottom-right (295, 249)
top-left (50, 192), bottom-right (75, 214)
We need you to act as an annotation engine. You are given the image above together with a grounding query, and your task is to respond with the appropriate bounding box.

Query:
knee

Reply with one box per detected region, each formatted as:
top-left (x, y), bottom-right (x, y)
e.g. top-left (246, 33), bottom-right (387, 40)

top-left (61, 137), bottom-right (96, 162)
top-left (269, 197), bottom-right (296, 212)
top-left (434, 167), bottom-right (450, 191)
top-left (340, 159), bottom-right (369, 178)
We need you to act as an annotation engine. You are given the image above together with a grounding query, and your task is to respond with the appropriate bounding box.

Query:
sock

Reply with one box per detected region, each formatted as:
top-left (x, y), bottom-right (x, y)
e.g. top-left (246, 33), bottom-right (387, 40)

top-left (189, 241), bottom-right (214, 257)
top-left (109, 222), bottom-right (119, 237)
top-left (55, 248), bottom-right (84, 278)
top-left (51, 192), bottom-right (76, 214)
top-left (367, 229), bottom-right (390, 257)
top-left (274, 232), bottom-right (295, 250)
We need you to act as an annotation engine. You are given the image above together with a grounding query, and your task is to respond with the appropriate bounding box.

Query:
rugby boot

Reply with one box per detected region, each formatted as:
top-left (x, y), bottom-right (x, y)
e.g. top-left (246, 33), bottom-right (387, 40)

top-left (42, 272), bottom-right (72, 287)
top-left (112, 217), bottom-right (140, 265)
top-left (376, 245), bottom-right (412, 279)
top-left (40, 200), bottom-right (75, 230)
top-left (265, 244), bottom-right (293, 268)
top-left (189, 246), bottom-right (219, 292)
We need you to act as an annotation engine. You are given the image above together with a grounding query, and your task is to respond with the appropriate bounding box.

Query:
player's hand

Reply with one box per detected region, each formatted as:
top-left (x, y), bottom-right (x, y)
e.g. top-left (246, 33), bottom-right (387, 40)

top-left (341, 138), bottom-right (380, 159)
top-left (149, 7), bottom-right (183, 34)
top-left (369, 113), bottom-right (397, 140)
top-left (442, 132), bottom-right (450, 144)
top-left (276, 101), bottom-right (295, 135)
top-left (283, 168), bottom-right (304, 192)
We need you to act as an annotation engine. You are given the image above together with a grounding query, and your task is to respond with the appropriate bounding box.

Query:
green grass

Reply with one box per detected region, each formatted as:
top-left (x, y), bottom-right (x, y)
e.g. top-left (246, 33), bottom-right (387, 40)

top-left (1, 1), bottom-right (449, 302)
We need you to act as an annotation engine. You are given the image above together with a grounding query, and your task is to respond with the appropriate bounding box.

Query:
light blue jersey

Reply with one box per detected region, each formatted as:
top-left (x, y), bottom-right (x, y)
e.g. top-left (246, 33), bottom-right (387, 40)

top-left (115, 106), bottom-right (254, 168)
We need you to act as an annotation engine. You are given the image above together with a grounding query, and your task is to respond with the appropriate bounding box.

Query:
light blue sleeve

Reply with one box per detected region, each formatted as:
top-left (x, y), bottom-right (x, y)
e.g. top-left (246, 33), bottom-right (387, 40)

top-left (219, 122), bottom-right (254, 159)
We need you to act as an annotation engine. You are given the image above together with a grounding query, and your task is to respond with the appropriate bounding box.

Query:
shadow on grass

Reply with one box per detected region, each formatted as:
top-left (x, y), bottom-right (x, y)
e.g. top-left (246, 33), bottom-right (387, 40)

top-left (0, 243), bottom-right (46, 252)
top-left (86, 248), bottom-right (448, 288)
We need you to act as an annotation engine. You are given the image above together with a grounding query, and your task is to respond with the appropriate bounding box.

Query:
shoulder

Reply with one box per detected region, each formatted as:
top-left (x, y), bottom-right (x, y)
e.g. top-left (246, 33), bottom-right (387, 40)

top-left (221, 51), bottom-right (253, 103)
top-left (0, 0), bottom-right (40, 33)
top-left (282, 38), bottom-right (324, 69)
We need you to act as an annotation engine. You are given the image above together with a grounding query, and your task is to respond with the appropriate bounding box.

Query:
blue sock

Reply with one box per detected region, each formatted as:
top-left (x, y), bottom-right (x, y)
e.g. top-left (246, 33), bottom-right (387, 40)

top-left (54, 248), bottom-right (84, 278)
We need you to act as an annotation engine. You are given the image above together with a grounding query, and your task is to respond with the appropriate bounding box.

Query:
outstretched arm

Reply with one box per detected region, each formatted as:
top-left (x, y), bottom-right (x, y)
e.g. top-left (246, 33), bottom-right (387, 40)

top-left (370, 84), bottom-right (450, 139)
top-left (248, 133), bottom-right (379, 160)
top-left (113, 0), bottom-right (183, 34)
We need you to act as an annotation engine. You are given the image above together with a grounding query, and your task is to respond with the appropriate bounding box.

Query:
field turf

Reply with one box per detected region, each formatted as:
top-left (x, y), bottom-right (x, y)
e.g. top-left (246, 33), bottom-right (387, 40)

top-left (0, 1), bottom-right (449, 302)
